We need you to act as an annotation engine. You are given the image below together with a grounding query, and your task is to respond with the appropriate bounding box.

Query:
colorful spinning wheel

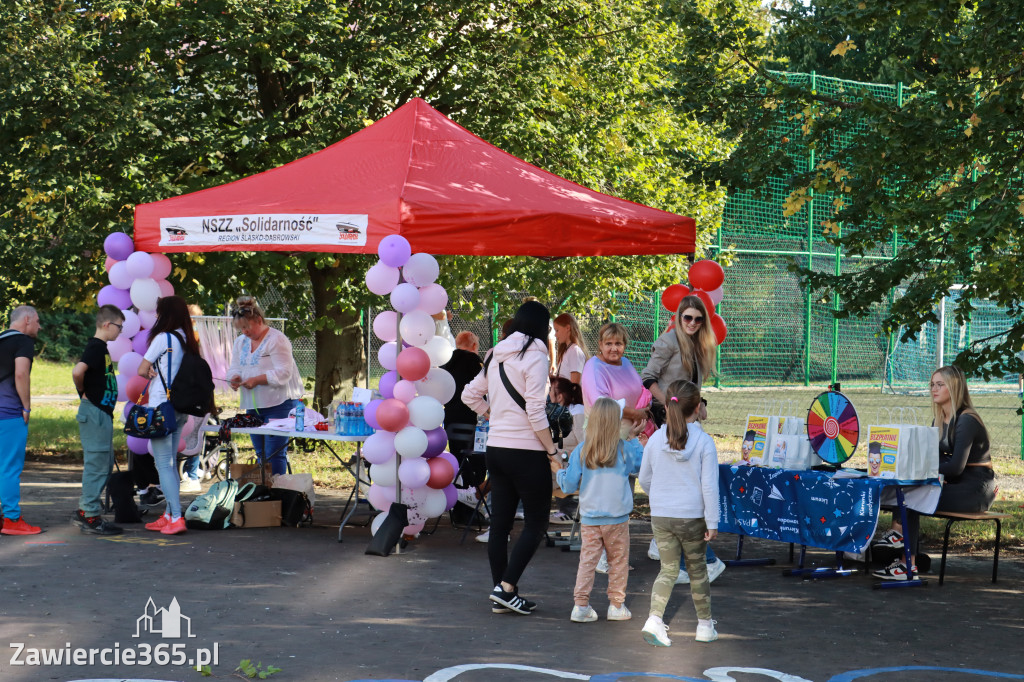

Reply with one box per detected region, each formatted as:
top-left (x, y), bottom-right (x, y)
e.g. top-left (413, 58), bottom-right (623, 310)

top-left (806, 391), bottom-right (859, 465)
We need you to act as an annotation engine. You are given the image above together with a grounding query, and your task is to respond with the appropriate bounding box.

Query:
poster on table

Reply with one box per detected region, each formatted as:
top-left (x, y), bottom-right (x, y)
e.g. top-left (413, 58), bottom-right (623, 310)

top-left (741, 415), bottom-right (776, 465)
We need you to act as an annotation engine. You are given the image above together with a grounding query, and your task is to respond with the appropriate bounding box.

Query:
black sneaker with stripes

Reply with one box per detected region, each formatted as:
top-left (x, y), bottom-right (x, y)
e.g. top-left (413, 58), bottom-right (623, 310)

top-left (488, 585), bottom-right (534, 615)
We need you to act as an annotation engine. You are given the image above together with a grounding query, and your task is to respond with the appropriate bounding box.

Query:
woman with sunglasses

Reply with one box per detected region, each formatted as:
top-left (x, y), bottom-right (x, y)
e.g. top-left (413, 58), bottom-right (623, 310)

top-left (226, 296), bottom-right (303, 476)
top-left (639, 294), bottom-right (725, 583)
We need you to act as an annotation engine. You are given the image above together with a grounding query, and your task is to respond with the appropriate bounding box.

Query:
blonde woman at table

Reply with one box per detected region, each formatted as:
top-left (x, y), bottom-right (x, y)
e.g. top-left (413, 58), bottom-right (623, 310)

top-left (638, 380), bottom-right (719, 647)
top-left (639, 294), bottom-right (725, 583)
top-left (553, 313), bottom-right (588, 385)
top-left (872, 365), bottom-right (995, 580)
top-left (226, 296), bottom-right (303, 476)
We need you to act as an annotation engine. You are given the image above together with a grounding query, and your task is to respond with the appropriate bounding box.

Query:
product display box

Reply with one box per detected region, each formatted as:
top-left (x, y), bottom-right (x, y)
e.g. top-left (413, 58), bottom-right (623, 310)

top-left (232, 500), bottom-right (282, 528)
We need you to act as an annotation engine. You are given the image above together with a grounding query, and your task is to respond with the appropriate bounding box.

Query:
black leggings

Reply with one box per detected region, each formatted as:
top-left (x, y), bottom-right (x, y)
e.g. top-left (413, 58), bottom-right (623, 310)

top-left (485, 446), bottom-right (551, 588)
top-left (903, 467), bottom-right (996, 556)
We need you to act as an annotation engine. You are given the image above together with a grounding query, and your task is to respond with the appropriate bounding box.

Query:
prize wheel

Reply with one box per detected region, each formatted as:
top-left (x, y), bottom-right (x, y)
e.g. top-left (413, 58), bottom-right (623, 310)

top-left (805, 391), bottom-right (859, 465)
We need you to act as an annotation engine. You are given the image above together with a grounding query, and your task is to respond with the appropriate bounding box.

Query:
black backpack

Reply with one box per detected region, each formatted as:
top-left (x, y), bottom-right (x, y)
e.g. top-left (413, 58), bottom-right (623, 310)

top-left (165, 332), bottom-right (216, 417)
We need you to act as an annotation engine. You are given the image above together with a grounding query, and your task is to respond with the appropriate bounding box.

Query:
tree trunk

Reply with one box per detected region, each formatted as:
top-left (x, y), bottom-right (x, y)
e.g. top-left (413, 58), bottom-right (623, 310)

top-left (307, 259), bottom-right (366, 411)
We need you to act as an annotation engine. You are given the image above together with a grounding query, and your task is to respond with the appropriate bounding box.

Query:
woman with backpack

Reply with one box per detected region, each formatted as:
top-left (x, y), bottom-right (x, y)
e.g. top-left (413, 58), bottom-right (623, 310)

top-left (462, 300), bottom-right (561, 615)
top-left (226, 296), bottom-right (303, 476)
top-left (137, 295), bottom-right (201, 536)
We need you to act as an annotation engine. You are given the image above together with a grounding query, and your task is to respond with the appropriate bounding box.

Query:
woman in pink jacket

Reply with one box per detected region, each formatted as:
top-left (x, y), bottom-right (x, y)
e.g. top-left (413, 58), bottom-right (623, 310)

top-left (462, 300), bottom-right (561, 616)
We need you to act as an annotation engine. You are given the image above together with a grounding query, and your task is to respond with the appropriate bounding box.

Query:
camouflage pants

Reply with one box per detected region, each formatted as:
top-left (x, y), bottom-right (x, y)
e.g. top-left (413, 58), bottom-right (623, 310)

top-left (649, 517), bottom-right (712, 621)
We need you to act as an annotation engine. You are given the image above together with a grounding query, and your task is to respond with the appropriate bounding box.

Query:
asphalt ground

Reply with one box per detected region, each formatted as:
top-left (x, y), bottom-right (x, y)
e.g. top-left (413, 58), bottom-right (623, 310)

top-left (0, 459), bottom-right (1021, 682)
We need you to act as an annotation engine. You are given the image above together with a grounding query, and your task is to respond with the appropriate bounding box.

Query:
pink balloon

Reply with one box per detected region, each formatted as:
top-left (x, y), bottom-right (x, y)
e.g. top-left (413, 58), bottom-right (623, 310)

top-left (177, 438), bottom-right (186, 453)
top-left (125, 375), bottom-right (150, 404)
top-left (138, 309), bottom-right (157, 329)
top-left (104, 256), bottom-right (117, 272)
top-left (107, 336), bottom-right (132, 362)
top-left (150, 253), bottom-right (173, 280)
top-left (415, 284), bottom-right (449, 315)
top-left (155, 278), bottom-right (174, 298)
top-left (378, 235), bottom-right (412, 268)
top-left (399, 458), bottom-right (431, 488)
top-left (108, 261), bottom-right (134, 289)
top-left (422, 427), bottom-right (448, 458)
top-left (180, 414), bottom-right (196, 440)
top-left (393, 379), bottom-right (417, 403)
top-left (367, 484), bottom-right (396, 512)
top-left (378, 370), bottom-right (398, 399)
top-left (372, 310), bottom-right (398, 342)
top-left (97, 285), bottom-right (132, 310)
top-left (363, 431), bottom-right (397, 465)
top-left (403, 521), bottom-right (425, 536)
top-left (442, 483), bottom-right (458, 511)
top-left (366, 262), bottom-right (400, 296)
top-left (396, 347), bottom-right (431, 382)
top-left (126, 434), bottom-right (150, 455)
top-left (426, 456), bottom-right (454, 489)
top-left (132, 332), bottom-right (150, 355)
top-left (376, 398), bottom-right (410, 432)
top-left (117, 351), bottom-right (143, 379)
top-left (389, 283), bottom-right (420, 314)
top-left (364, 399), bottom-right (383, 430)
top-left (103, 232), bottom-right (134, 261)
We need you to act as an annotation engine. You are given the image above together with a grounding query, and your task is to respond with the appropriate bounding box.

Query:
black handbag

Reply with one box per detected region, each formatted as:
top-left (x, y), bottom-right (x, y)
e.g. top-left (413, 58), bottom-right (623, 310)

top-left (123, 356), bottom-right (178, 439)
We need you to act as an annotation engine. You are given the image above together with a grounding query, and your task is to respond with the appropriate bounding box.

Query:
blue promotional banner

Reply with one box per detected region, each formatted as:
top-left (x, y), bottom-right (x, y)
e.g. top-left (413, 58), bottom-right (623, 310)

top-left (718, 465), bottom-right (903, 553)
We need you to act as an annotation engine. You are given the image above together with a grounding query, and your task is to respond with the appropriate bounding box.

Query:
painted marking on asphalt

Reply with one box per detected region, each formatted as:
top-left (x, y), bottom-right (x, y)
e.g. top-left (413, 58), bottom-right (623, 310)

top-left (97, 536), bottom-right (190, 546)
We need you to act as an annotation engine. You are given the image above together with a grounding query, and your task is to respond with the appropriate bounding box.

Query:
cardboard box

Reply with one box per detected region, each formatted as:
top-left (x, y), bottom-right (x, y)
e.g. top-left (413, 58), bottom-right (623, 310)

top-left (231, 462), bottom-right (273, 488)
top-left (232, 500), bottom-right (281, 528)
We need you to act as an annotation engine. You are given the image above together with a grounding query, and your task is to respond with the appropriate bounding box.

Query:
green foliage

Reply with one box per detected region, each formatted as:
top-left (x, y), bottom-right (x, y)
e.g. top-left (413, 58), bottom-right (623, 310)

top-left (34, 310), bottom-right (95, 362)
top-left (235, 659), bottom-right (282, 679)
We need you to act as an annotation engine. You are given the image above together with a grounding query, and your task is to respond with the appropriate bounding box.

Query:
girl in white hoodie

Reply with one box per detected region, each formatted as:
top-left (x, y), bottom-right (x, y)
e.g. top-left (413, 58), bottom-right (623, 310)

top-left (462, 301), bottom-right (561, 616)
top-left (638, 380), bottom-right (719, 647)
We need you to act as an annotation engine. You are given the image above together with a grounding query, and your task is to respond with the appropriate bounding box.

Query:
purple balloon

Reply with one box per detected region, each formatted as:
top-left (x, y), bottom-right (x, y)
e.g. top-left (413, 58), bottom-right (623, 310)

top-left (362, 430), bottom-right (396, 465)
top-left (443, 483), bottom-right (458, 511)
top-left (422, 427), bottom-right (448, 458)
top-left (122, 401), bottom-right (135, 420)
top-left (364, 399), bottom-right (383, 430)
top-left (377, 235), bottom-right (412, 268)
top-left (132, 331), bottom-right (150, 355)
top-left (97, 285), bottom-right (132, 310)
top-left (126, 434), bottom-right (150, 455)
top-left (103, 232), bottom-right (135, 261)
top-left (378, 370), bottom-right (398, 399)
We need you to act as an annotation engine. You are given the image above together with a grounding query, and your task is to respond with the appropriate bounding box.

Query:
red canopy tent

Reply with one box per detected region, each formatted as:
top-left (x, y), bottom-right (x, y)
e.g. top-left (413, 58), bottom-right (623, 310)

top-left (134, 98), bottom-right (694, 257)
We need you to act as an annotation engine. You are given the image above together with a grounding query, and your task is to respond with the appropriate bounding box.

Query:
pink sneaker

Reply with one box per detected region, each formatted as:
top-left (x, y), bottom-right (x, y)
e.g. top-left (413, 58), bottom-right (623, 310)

top-left (145, 513), bottom-right (171, 532)
top-left (160, 517), bottom-right (187, 535)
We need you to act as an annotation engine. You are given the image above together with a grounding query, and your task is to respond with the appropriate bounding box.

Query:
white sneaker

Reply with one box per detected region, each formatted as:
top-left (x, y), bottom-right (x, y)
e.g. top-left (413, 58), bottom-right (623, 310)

top-left (642, 615), bottom-right (671, 647)
top-left (707, 558), bottom-right (726, 584)
top-left (456, 487), bottom-right (479, 507)
top-left (570, 605), bottom-right (598, 623)
top-left (675, 567), bottom-right (690, 584)
top-left (607, 603), bottom-right (632, 621)
top-left (475, 530), bottom-right (490, 543)
top-left (180, 478), bottom-right (201, 493)
top-left (595, 552), bottom-right (610, 574)
top-left (647, 538), bottom-right (660, 561)
top-left (514, 509), bottom-right (525, 520)
top-left (549, 511), bottom-right (574, 525)
top-left (695, 618), bottom-right (718, 643)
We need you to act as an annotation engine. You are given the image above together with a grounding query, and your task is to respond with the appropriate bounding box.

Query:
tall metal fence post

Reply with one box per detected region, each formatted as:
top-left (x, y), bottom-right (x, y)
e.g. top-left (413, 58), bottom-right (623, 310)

top-left (491, 298), bottom-right (499, 347)
top-left (832, 227), bottom-right (841, 385)
top-left (804, 72), bottom-right (817, 387)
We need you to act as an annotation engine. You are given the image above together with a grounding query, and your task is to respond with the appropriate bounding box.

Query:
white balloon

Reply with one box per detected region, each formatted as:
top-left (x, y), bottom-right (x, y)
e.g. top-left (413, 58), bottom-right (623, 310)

top-left (408, 395), bottom-right (445, 431)
top-left (415, 283), bottom-right (449, 315)
top-left (138, 309), bottom-right (158, 329)
top-left (421, 487), bottom-right (448, 518)
top-left (119, 309), bottom-right (141, 339)
top-left (107, 336), bottom-right (132, 362)
top-left (415, 367), bottom-right (457, 404)
top-left (399, 311), bottom-right (435, 347)
top-left (150, 253), bottom-right (173, 280)
top-left (708, 286), bottom-right (724, 305)
top-left (369, 458), bottom-right (398, 486)
top-left (377, 342), bottom-right (398, 371)
top-left (394, 425), bottom-right (428, 458)
top-left (108, 261), bottom-right (134, 290)
top-left (126, 251), bottom-right (155, 279)
top-left (129, 278), bottom-right (160, 311)
top-left (424, 335), bottom-right (454, 367)
top-left (372, 310), bottom-right (398, 343)
top-left (402, 253), bottom-right (439, 287)
top-left (370, 512), bottom-right (388, 536)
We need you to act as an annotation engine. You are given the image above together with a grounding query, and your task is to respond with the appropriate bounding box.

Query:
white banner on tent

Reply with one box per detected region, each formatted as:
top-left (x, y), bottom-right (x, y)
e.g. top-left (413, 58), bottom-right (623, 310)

top-left (159, 213), bottom-right (368, 248)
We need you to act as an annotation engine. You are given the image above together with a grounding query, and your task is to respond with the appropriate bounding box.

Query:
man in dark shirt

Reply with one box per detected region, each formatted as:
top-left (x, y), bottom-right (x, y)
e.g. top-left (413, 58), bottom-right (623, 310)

top-left (0, 305), bottom-right (42, 535)
top-left (441, 331), bottom-right (484, 494)
top-left (70, 305), bottom-right (125, 535)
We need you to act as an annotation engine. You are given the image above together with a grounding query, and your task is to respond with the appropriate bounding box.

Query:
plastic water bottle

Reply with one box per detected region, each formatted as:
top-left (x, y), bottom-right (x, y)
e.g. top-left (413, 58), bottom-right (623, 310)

top-left (294, 399), bottom-right (304, 433)
top-left (333, 404), bottom-right (342, 435)
top-left (358, 403), bottom-right (370, 435)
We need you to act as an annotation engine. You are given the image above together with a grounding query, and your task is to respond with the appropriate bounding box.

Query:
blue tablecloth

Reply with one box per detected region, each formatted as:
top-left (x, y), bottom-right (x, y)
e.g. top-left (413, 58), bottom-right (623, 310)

top-left (717, 465), bottom-right (939, 554)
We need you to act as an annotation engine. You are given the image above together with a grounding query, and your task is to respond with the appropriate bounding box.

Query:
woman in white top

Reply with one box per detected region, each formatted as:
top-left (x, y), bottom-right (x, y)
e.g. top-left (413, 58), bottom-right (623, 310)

top-left (137, 295), bottom-right (200, 535)
top-left (553, 313), bottom-right (588, 385)
top-left (226, 296), bottom-right (303, 476)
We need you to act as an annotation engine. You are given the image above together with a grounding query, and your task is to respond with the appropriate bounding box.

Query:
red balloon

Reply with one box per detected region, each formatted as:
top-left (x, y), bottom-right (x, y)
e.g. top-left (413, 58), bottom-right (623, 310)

top-left (426, 456), bottom-right (455, 489)
top-left (396, 346), bottom-right (431, 381)
top-left (376, 398), bottom-right (410, 432)
top-left (689, 260), bottom-right (725, 292)
top-left (691, 289), bottom-right (716, 315)
top-left (660, 284), bottom-right (689, 313)
top-left (126, 375), bottom-right (150, 405)
top-left (710, 314), bottom-right (728, 345)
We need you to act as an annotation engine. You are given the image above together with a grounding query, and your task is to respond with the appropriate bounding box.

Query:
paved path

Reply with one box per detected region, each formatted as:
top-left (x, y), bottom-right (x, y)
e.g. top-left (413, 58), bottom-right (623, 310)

top-left (0, 460), bottom-right (1021, 682)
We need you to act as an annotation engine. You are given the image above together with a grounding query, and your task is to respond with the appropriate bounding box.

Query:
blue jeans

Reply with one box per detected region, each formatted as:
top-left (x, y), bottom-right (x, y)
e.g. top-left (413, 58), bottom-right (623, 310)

top-left (181, 455), bottom-right (200, 481)
top-left (76, 400), bottom-right (114, 516)
top-left (247, 400), bottom-right (292, 476)
top-left (0, 417), bottom-right (28, 520)
top-left (150, 411), bottom-right (186, 518)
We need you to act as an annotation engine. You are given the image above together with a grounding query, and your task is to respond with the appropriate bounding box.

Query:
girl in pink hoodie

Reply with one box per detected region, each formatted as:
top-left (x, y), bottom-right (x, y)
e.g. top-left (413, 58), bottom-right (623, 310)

top-left (462, 301), bottom-right (561, 615)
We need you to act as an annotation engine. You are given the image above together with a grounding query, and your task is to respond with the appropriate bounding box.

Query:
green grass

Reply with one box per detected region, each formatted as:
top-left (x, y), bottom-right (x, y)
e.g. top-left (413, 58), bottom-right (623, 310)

top-left (33, 359), bottom-right (78, 396)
